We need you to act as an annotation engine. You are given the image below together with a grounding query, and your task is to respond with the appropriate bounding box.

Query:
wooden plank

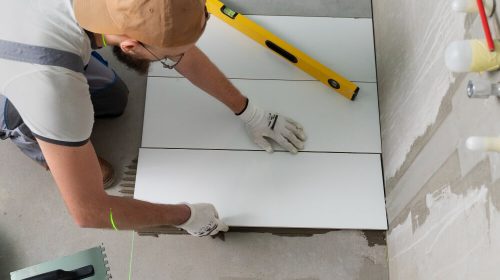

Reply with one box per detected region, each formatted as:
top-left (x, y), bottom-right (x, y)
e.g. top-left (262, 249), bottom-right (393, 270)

top-left (134, 148), bottom-right (388, 230)
top-left (148, 16), bottom-right (376, 83)
top-left (142, 78), bottom-right (381, 153)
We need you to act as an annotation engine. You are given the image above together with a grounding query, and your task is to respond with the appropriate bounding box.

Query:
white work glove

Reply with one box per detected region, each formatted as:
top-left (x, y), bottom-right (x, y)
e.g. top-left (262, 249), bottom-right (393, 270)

top-left (237, 99), bottom-right (307, 153)
top-left (178, 203), bottom-right (229, 237)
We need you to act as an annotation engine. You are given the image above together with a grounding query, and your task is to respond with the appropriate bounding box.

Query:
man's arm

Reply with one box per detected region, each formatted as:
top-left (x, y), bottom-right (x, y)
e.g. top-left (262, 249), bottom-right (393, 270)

top-left (174, 46), bottom-right (248, 114)
top-left (38, 139), bottom-right (188, 230)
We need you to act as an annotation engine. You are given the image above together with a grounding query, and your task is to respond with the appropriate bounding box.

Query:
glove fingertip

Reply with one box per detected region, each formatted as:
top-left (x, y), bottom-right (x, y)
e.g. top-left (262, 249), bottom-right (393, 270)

top-left (220, 223), bottom-right (229, 232)
top-left (284, 144), bottom-right (298, 154)
top-left (211, 222), bottom-right (229, 235)
top-left (300, 132), bottom-right (307, 141)
top-left (258, 144), bottom-right (272, 153)
top-left (254, 137), bottom-right (273, 153)
top-left (297, 141), bottom-right (305, 150)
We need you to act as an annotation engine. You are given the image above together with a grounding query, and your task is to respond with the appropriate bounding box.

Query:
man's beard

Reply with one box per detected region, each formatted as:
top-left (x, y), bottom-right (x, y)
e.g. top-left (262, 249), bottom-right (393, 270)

top-left (112, 46), bottom-right (151, 75)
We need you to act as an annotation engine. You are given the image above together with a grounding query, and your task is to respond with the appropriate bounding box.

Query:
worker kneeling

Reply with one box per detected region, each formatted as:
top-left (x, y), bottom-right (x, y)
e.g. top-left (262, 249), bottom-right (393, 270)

top-left (0, 0), bottom-right (306, 236)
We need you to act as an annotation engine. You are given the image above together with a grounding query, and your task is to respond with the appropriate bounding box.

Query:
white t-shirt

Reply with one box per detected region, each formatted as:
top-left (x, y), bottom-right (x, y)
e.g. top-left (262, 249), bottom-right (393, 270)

top-left (0, 0), bottom-right (94, 146)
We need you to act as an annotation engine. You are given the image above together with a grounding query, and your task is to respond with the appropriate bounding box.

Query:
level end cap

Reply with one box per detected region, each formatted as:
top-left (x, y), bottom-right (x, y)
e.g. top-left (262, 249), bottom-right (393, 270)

top-left (351, 87), bottom-right (360, 101)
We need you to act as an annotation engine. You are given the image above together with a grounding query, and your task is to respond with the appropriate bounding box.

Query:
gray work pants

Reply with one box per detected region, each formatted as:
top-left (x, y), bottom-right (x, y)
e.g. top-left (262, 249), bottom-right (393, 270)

top-left (0, 51), bottom-right (129, 165)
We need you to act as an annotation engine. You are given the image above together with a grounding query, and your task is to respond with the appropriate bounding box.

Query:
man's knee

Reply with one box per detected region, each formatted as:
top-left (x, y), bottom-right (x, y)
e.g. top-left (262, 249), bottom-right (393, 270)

top-left (91, 73), bottom-right (129, 118)
top-left (86, 51), bottom-right (130, 118)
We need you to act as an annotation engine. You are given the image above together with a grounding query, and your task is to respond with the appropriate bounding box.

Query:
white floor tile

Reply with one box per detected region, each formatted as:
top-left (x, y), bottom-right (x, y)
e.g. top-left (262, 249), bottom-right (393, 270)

top-left (149, 16), bottom-right (376, 83)
top-left (142, 78), bottom-right (381, 153)
top-left (135, 148), bottom-right (387, 229)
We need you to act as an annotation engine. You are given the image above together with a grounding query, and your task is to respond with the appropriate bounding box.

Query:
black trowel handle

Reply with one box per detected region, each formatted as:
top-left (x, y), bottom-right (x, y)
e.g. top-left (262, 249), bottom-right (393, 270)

top-left (21, 265), bottom-right (94, 280)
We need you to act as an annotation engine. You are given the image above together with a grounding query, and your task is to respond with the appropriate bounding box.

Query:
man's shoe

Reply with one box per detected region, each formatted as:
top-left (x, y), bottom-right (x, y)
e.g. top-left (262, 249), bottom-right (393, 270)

top-left (41, 157), bottom-right (115, 190)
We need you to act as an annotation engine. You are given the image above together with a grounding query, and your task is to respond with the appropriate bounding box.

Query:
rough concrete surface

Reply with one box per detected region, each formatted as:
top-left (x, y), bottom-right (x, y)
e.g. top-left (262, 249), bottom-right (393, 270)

top-left (374, 0), bottom-right (468, 181)
top-left (388, 184), bottom-right (500, 279)
top-left (0, 1), bottom-right (387, 279)
top-left (375, 0), bottom-right (500, 278)
top-left (382, 12), bottom-right (480, 197)
top-left (130, 231), bottom-right (386, 280)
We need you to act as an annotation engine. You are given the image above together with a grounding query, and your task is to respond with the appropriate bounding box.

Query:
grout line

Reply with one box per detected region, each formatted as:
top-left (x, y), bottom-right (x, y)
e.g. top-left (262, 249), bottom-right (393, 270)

top-left (147, 75), bottom-right (377, 84)
top-left (139, 146), bottom-right (381, 155)
top-left (147, 75), bottom-right (315, 81)
top-left (128, 231), bottom-right (135, 280)
top-left (369, 0), bottom-right (388, 226)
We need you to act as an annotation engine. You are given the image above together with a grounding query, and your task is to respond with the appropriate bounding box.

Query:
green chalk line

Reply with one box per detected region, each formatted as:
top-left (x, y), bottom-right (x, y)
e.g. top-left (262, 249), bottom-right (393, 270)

top-left (109, 208), bottom-right (118, 231)
top-left (129, 231), bottom-right (135, 280)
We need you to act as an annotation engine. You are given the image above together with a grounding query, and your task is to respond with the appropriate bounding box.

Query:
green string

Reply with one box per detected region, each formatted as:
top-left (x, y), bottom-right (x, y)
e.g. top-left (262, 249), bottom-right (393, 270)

top-left (108, 208), bottom-right (135, 279)
top-left (128, 232), bottom-right (135, 280)
top-left (109, 209), bottom-right (135, 279)
top-left (109, 208), bottom-right (118, 231)
top-left (102, 34), bottom-right (107, 47)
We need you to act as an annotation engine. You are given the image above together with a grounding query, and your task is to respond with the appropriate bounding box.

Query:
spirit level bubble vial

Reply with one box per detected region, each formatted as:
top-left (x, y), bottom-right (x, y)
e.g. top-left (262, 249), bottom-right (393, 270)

top-left (207, 0), bottom-right (360, 100)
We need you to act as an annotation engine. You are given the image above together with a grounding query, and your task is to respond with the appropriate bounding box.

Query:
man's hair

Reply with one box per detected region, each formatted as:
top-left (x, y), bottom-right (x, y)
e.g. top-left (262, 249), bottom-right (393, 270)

top-left (112, 46), bottom-right (151, 75)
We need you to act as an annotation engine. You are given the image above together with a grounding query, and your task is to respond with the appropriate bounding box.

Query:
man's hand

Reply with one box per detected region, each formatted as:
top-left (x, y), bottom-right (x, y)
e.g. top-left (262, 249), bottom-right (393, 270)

top-left (178, 203), bottom-right (229, 237)
top-left (238, 99), bottom-right (307, 154)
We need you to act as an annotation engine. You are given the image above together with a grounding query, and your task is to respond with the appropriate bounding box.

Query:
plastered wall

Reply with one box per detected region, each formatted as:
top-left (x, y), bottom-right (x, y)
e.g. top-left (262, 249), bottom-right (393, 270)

top-left (374, 0), bottom-right (500, 278)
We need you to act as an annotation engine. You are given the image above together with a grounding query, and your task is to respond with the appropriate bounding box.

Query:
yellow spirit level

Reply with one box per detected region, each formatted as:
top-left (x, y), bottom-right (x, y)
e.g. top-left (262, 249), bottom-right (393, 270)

top-left (206, 0), bottom-right (360, 100)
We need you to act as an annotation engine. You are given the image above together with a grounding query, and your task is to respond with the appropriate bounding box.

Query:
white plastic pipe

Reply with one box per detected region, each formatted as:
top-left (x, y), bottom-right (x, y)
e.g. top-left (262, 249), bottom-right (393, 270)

top-left (466, 136), bottom-right (500, 151)
top-left (445, 39), bottom-right (500, 72)
top-left (452, 0), bottom-right (494, 15)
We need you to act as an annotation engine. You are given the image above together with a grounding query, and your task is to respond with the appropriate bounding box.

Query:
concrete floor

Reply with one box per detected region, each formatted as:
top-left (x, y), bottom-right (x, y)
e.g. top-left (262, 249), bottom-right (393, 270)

top-left (0, 1), bottom-right (388, 279)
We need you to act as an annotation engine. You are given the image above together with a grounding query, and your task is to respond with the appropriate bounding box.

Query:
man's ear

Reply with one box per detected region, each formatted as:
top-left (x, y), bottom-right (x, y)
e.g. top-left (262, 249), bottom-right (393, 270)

top-left (120, 39), bottom-right (141, 55)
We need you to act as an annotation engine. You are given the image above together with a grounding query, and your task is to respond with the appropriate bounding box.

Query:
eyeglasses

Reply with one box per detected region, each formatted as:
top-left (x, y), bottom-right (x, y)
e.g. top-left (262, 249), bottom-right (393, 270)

top-left (140, 42), bottom-right (185, 69)
top-left (139, 6), bottom-right (210, 70)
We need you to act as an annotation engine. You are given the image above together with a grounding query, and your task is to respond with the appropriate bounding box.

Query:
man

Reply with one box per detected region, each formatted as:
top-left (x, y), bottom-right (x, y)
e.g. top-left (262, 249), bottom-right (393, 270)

top-left (0, 0), bottom-right (306, 237)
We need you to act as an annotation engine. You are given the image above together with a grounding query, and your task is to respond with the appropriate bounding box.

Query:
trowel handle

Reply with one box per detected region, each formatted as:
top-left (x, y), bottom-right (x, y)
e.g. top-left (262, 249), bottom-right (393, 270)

top-left (21, 265), bottom-right (94, 280)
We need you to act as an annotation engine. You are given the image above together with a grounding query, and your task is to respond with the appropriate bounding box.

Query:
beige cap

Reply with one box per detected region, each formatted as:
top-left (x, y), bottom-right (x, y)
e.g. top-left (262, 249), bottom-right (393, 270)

top-left (73, 0), bottom-right (205, 48)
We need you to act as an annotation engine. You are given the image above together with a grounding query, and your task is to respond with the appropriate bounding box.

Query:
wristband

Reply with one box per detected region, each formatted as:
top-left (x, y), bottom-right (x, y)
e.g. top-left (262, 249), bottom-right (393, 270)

top-left (237, 99), bottom-right (259, 124)
top-left (235, 98), bottom-right (249, 116)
